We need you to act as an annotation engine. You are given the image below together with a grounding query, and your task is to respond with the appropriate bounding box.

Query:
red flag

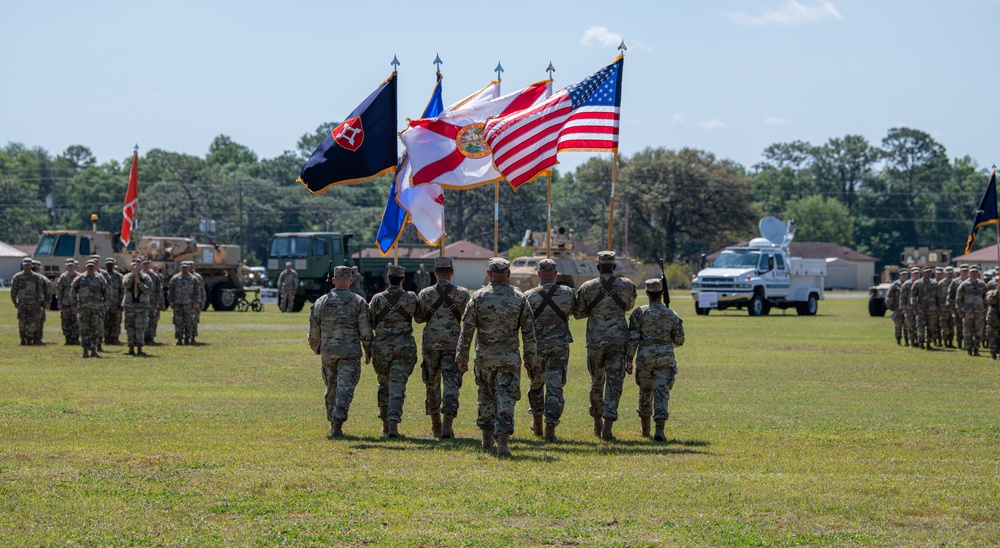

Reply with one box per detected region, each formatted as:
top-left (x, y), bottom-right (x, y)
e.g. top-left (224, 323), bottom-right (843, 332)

top-left (120, 148), bottom-right (139, 247)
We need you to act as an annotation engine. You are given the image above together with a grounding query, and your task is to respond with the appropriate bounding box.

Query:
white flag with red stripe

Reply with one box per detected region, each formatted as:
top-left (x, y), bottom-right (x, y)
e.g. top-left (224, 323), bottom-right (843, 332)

top-left (120, 147), bottom-right (139, 247)
top-left (484, 57), bottom-right (623, 189)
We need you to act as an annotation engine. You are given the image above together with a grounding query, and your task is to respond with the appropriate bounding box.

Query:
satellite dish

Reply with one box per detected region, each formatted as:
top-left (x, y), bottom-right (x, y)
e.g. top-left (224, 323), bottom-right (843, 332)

top-left (759, 216), bottom-right (787, 246)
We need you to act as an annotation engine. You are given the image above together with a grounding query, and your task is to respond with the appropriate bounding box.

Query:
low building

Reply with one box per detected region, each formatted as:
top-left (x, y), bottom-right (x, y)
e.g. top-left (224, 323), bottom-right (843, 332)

top-left (952, 245), bottom-right (999, 272)
top-left (421, 240), bottom-right (495, 290)
top-left (0, 241), bottom-right (30, 286)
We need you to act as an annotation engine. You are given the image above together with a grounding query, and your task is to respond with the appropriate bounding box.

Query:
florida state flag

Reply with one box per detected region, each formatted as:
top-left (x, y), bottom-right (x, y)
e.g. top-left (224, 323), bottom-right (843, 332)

top-left (120, 147), bottom-right (139, 247)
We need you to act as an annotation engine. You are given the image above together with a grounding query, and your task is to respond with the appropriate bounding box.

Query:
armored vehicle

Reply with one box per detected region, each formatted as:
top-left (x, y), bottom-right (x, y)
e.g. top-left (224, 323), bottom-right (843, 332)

top-left (507, 227), bottom-right (644, 290)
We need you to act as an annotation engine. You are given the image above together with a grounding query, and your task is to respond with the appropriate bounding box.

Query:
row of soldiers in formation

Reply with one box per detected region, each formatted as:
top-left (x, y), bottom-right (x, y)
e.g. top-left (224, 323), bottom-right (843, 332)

top-left (309, 251), bottom-right (684, 457)
top-left (884, 264), bottom-right (1000, 357)
top-left (9, 255), bottom-right (209, 357)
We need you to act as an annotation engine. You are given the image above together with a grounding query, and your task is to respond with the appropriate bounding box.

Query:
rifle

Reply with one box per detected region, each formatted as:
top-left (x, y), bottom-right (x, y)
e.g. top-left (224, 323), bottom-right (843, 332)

top-left (323, 260), bottom-right (334, 293)
top-left (658, 258), bottom-right (670, 307)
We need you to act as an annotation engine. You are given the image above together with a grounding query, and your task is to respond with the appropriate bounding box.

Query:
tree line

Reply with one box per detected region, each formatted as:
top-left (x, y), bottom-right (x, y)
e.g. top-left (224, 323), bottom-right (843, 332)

top-left (0, 125), bottom-right (990, 266)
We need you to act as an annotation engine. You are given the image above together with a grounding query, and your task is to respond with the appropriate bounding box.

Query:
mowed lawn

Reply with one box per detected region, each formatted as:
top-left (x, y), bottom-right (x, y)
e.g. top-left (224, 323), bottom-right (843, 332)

top-left (1, 292), bottom-right (998, 546)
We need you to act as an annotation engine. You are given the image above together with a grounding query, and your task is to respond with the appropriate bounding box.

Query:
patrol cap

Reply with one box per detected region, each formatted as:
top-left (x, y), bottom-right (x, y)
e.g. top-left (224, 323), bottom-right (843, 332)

top-left (960, 264), bottom-right (970, 270)
top-left (65, 258), bottom-right (75, 265)
top-left (488, 257), bottom-right (510, 273)
top-left (22, 257), bottom-right (32, 265)
top-left (141, 257), bottom-right (151, 264)
top-left (31, 260), bottom-right (40, 267)
top-left (923, 267), bottom-right (933, 273)
top-left (105, 257), bottom-right (115, 264)
top-left (645, 279), bottom-right (663, 292)
top-left (434, 256), bottom-right (454, 269)
top-left (180, 261), bottom-right (191, 268)
top-left (387, 264), bottom-right (406, 277)
top-left (910, 267), bottom-right (921, 274)
top-left (970, 265), bottom-right (980, 272)
top-left (597, 251), bottom-right (616, 265)
top-left (537, 258), bottom-right (557, 273)
top-left (935, 267), bottom-right (944, 273)
top-left (285, 261), bottom-right (292, 267)
top-left (944, 266), bottom-right (954, 274)
top-left (86, 259), bottom-right (98, 267)
top-left (333, 265), bottom-right (352, 278)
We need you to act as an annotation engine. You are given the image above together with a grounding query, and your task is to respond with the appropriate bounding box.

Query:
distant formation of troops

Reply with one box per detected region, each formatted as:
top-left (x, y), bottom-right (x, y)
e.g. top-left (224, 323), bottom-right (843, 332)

top-left (10, 255), bottom-right (208, 357)
top-left (885, 264), bottom-right (1000, 357)
top-left (309, 252), bottom-right (685, 457)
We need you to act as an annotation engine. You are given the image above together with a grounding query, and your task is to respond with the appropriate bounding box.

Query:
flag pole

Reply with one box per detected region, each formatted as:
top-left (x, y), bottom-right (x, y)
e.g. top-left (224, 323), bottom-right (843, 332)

top-left (493, 61), bottom-right (504, 257)
top-left (607, 151), bottom-right (617, 251)
top-left (545, 61), bottom-right (556, 259)
top-left (394, 236), bottom-right (399, 266)
top-left (994, 167), bottom-right (999, 270)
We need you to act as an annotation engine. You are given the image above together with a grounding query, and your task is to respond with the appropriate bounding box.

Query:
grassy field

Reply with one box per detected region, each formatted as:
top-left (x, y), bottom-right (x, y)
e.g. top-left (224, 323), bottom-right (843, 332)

top-left (1, 292), bottom-right (998, 546)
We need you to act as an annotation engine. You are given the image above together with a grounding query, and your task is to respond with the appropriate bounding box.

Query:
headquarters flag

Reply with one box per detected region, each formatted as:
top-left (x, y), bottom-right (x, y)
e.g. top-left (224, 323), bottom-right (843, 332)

top-left (298, 72), bottom-right (398, 195)
top-left (965, 171), bottom-right (998, 254)
top-left (120, 147), bottom-right (139, 247)
top-left (484, 56), bottom-right (623, 189)
top-left (376, 73), bottom-right (445, 254)
top-left (401, 80), bottom-right (551, 189)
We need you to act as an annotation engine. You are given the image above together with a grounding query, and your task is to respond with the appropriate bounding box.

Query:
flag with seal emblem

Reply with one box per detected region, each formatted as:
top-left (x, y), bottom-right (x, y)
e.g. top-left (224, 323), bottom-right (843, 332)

top-left (297, 72), bottom-right (398, 195)
top-left (965, 170), bottom-right (998, 254)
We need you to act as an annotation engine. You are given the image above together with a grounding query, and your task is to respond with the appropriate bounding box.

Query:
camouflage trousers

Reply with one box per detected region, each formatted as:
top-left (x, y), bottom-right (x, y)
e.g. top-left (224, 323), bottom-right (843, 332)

top-left (105, 305), bottom-right (123, 342)
top-left (37, 307), bottom-right (46, 341)
top-left (963, 312), bottom-right (984, 349)
top-left (939, 309), bottom-right (954, 344)
top-left (321, 358), bottom-right (361, 422)
top-left (279, 291), bottom-right (295, 312)
top-left (145, 308), bottom-right (160, 343)
top-left (586, 344), bottom-right (627, 421)
top-left (77, 308), bottom-right (102, 351)
top-left (372, 343), bottom-right (417, 423)
top-left (635, 355), bottom-right (677, 421)
top-left (60, 307), bottom-right (79, 342)
top-left (123, 307), bottom-right (149, 346)
top-left (474, 362), bottom-right (521, 436)
top-left (420, 348), bottom-right (464, 417)
top-left (954, 311), bottom-right (964, 346)
top-left (193, 308), bottom-right (201, 337)
top-left (905, 310), bottom-right (917, 344)
top-left (173, 306), bottom-right (196, 340)
top-left (891, 310), bottom-right (905, 342)
top-left (16, 304), bottom-right (43, 342)
top-left (527, 345), bottom-right (570, 426)
top-left (916, 310), bottom-right (938, 345)
top-left (987, 308), bottom-right (1000, 354)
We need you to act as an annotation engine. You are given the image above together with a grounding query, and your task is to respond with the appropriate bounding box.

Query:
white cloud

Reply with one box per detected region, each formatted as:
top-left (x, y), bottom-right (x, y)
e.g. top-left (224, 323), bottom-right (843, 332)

top-left (700, 119), bottom-right (727, 130)
top-left (579, 26), bottom-right (650, 50)
top-left (765, 117), bottom-right (790, 125)
top-left (670, 114), bottom-right (684, 126)
top-left (724, 1), bottom-right (843, 26)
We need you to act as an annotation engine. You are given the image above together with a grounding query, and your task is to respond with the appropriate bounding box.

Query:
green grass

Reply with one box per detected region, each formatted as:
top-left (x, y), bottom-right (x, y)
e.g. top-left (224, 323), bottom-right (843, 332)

top-left (1, 293), bottom-right (998, 546)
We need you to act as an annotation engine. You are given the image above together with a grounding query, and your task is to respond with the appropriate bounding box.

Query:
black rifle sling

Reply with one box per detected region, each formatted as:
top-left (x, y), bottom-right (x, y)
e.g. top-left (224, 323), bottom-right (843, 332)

top-left (533, 284), bottom-right (568, 323)
top-left (586, 276), bottom-right (628, 315)
top-left (428, 284), bottom-right (463, 323)
top-left (373, 290), bottom-right (411, 325)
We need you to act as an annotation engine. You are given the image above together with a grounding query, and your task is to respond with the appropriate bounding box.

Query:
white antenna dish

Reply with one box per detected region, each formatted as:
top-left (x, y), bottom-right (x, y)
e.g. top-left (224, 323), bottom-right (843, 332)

top-left (759, 216), bottom-right (787, 246)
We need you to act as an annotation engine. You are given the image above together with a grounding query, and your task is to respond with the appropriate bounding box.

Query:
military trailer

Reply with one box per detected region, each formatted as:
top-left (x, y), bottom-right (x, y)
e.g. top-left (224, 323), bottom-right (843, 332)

top-left (265, 232), bottom-right (432, 311)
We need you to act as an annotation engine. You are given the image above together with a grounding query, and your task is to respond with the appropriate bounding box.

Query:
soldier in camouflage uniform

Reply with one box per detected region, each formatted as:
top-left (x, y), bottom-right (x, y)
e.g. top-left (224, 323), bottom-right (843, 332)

top-left (90, 255), bottom-right (112, 349)
top-left (457, 258), bottom-right (536, 457)
top-left (414, 256), bottom-right (470, 439)
top-left (103, 258), bottom-right (124, 345)
top-left (369, 264), bottom-right (418, 438)
top-left (627, 279), bottom-right (685, 442)
top-left (986, 287), bottom-right (1000, 359)
top-left (54, 259), bottom-right (81, 345)
top-left (350, 266), bottom-right (366, 298)
top-left (572, 251), bottom-right (637, 441)
top-left (957, 266), bottom-right (987, 356)
top-left (168, 262), bottom-right (199, 345)
top-left (309, 265), bottom-right (373, 437)
top-left (121, 260), bottom-right (153, 356)
top-left (523, 258), bottom-right (575, 442)
top-left (914, 266), bottom-right (939, 350)
top-left (899, 268), bottom-right (915, 346)
top-left (937, 267), bottom-right (955, 348)
top-left (141, 259), bottom-right (164, 344)
top-left (71, 259), bottom-right (109, 358)
top-left (951, 265), bottom-right (969, 349)
top-left (190, 265), bottom-right (206, 342)
top-left (11, 257), bottom-right (46, 346)
top-left (29, 260), bottom-right (51, 344)
top-left (414, 263), bottom-right (432, 292)
top-left (278, 262), bottom-right (299, 312)
top-left (885, 269), bottom-right (907, 345)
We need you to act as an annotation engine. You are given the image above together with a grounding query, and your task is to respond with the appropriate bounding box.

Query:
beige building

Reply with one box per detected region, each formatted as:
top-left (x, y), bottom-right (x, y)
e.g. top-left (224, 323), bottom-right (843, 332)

top-left (952, 245), bottom-right (1000, 272)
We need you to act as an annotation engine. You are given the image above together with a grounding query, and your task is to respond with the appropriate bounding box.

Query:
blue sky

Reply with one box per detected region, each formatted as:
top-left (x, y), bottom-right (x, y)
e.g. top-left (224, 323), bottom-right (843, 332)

top-left (1, 0), bottom-right (997, 172)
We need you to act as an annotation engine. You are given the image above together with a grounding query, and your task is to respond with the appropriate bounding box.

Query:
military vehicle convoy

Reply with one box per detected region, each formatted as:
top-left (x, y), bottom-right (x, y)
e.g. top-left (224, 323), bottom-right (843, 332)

top-left (867, 247), bottom-right (952, 317)
top-left (506, 227), bottom-right (644, 290)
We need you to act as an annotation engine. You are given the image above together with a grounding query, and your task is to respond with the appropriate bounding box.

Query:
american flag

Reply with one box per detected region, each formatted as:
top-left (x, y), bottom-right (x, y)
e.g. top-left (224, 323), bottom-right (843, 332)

top-left (484, 57), bottom-right (623, 188)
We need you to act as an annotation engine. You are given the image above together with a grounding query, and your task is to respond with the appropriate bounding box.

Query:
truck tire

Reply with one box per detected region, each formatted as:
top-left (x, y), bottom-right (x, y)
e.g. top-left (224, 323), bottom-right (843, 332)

top-left (291, 295), bottom-right (307, 313)
top-left (694, 303), bottom-right (710, 316)
top-left (796, 294), bottom-right (819, 316)
top-left (748, 291), bottom-right (768, 316)
top-left (212, 282), bottom-right (240, 312)
top-left (868, 298), bottom-right (887, 317)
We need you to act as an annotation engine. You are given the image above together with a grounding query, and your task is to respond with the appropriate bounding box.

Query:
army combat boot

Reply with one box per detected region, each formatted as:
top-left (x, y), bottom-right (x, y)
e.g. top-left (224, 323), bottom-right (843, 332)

top-left (654, 419), bottom-right (667, 442)
top-left (387, 421), bottom-right (401, 438)
top-left (532, 414), bottom-right (543, 437)
top-left (440, 414), bottom-right (455, 439)
top-left (127, 345), bottom-right (135, 355)
top-left (431, 413), bottom-right (442, 438)
top-left (137, 346), bottom-right (146, 356)
top-left (544, 423), bottom-right (556, 442)
top-left (379, 406), bottom-right (389, 434)
top-left (481, 426), bottom-right (494, 451)
top-left (496, 434), bottom-right (512, 457)
top-left (330, 420), bottom-right (344, 438)
top-left (593, 416), bottom-right (603, 437)
top-left (82, 348), bottom-right (90, 358)
top-left (640, 417), bottom-right (651, 437)
top-left (601, 418), bottom-right (616, 441)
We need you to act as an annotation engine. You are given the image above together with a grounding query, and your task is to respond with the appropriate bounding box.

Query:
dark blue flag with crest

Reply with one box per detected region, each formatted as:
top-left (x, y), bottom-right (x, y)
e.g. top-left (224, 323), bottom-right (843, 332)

top-left (297, 72), bottom-right (398, 195)
top-left (965, 170), bottom-right (998, 254)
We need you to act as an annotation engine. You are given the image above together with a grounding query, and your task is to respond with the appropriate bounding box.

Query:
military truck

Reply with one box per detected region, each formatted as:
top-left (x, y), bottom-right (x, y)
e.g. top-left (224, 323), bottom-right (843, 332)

top-left (265, 232), bottom-right (432, 311)
top-left (507, 227), bottom-right (644, 290)
top-left (32, 223), bottom-right (247, 311)
top-left (867, 247), bottom-right (952, 317)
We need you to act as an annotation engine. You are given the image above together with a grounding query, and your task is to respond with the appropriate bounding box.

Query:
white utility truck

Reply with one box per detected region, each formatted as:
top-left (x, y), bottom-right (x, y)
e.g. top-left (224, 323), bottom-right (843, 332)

top-left (690, 217), bottom-right (826, 316)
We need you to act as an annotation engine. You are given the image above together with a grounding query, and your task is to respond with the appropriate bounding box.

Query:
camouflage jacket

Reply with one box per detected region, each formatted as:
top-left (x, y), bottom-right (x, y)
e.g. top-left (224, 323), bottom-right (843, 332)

top-left (900, 280), bottom-right (913, 311)
top-left (105, 268), bottom-right (124, 308)
top-left (192, 272), bottom-right (207, 308)
top-left (121, 272), bottom-right (153, 309)
top-left (10, 270), bottom-right (46, 306)
top-left (278, 269), bottom-right (299, 292)
top-left (414, 271), bottom-right (432, 290)
top-left (145, 269), bottom-right (164, 308)
top-left (948, 277), bottom-right (966, 312)
top-left (524, 282), bottom-right (575, 350)
top-left (919, 279), bottom-right (940, 311)
top-left (309, 288), bottom-right (373, 360)
top-left (457, 282), bottom-right (537, 367)
top-left (350, 273), bottom-right (365, 298)
top-left (956, 279), bottom-right (987, 314)
top-left (168, 273), bottom-right (198, 306)
top-left (415, 281), bottom-right (470, 352)
top-left (369, 287), bottom-right (417, 348)
top-left (885, 280), bottom-right (902, 311)
top-left (626, 302), bottom-right (685, 364)
top-left (938, 278), bottom-right (953, 310)
top-left (54, 270), bottom-right (79, 308)
top-left (908, 279), bottom-right (925, 309)
top-left (71, 273), bottom-right (109, 310)
top-left (572, 273), bottom-right (637, 347)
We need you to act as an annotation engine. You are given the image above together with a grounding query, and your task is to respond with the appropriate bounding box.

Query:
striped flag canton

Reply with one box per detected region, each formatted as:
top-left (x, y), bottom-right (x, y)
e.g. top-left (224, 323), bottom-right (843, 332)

top-left (568, 63), bottom-right (619, 109)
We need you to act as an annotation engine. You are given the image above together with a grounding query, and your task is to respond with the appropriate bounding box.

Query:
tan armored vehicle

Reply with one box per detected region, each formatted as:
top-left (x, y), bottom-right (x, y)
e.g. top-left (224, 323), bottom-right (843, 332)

top-left (867, 247), bottom-right (952, 316)
top-left (507, 227), bottom-right (644, 290)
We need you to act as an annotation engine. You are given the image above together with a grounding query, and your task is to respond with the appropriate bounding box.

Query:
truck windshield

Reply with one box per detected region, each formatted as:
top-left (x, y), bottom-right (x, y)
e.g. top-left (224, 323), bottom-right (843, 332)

top-left (269, 236), bottom-right (310, 258)
top-left (35, 235), bottom-right (57, 256)
top-left (712, 252), bottom-right (759, 269)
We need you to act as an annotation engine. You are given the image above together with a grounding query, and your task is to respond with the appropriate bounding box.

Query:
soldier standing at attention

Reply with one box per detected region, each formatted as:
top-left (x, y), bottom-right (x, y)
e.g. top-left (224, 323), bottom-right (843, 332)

top-left (414, 256), bottom-right (470, 439)
top-left (29, 260), bottom-right (51, 344)
top-left (168, 262), bottom-right (199, 345)
top-left (89, 255), bottom-right (112, 350)
top-left (907, 267), bottom-right (924, 348)
top-left (309, 266), bottom-right (373, 438)
top-left (103, 258), bottom-right (124, 345)
top-left (71, 259), bottom-right (109, 358)
top-left (55, 259), bottom-right (81, 345)
top-left (141, 259), bottom-right (164, 345)
top-left (350, 265), bottom-right (365, 298)
top-left (938, 267), bottom-right (955, 348)
top-left (885, 269), bottom-right (908, 346)
top-left (121, 260), bottom-right (153, 356)
top-left (957, 266), bottom-right (987, 356)
top-left (278, 262), bottom-right (299, 312)
top-left (414, 263), bottom-right (432, 292)
top-left (11, 257), bottom-right (46, 346)
top-left (190, 264), bottom-right (206, 342)
top-left (951, 265), bottom-right (969, 349)
top-left (899, 268), bottom-right (915, 347)
top-left (627, 279), bottom-right (685, 442)
top-left (919, 266), bottom-right (940, 349)
top-left (572, 251), bottom-right (637, 441)
top-left (457, 258), bottom-right (536, 457)
top-left (368, 264), bottom-right (418, 438)
top-left (523, 258), bottom-right (575, 442)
